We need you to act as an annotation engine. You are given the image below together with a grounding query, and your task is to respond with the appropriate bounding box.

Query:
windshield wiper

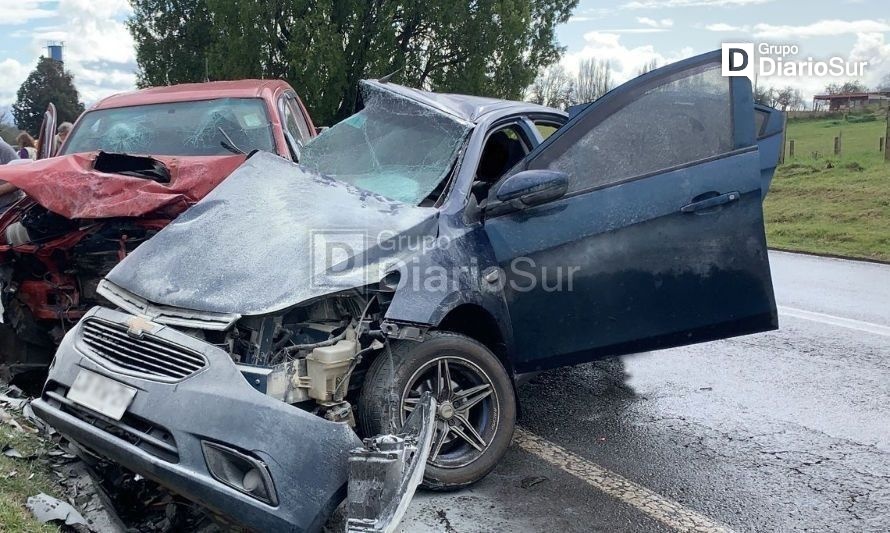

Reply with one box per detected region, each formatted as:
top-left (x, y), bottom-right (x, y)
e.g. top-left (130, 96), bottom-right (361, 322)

top-left (218, 127), bottom-right (245, 155)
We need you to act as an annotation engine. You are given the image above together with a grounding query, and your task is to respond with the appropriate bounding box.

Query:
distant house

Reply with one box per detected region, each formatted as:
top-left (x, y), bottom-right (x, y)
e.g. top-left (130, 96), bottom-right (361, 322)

top-left (812, 91), bottom-right (890, 111)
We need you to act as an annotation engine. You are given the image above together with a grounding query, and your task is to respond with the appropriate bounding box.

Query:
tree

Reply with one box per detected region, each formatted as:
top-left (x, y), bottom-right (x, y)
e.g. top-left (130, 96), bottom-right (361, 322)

top-left (526, 64), bottom-right (573, 109)
top-left (824, 80), bottom-right (868, 95)
top-left (774, 86), bottom-right (804, 111)
top-left (754, 84), bottom-right (805, 111)
top-left (0, 111), bottom-right (20, 145)
top-left (877, 73), bottom-right (890, 92)
top-left (574, 58), bottom-right (612, 103)
top-left (753, 85), bottom-right (776, 107)
top-left (12, 57), bottom-right (85, 135)
top-left (637, 58), bottom-right (658, 76)
top-left (129, 0), bottom-right (215, 87)
top-left (128, 0), bottom-right (579, 125)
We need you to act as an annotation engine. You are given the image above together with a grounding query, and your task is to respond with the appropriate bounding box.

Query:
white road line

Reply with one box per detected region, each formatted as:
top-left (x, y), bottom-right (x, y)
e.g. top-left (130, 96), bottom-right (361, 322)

top-left (778, 306), bottom-right (890, 338)
top-left (514, 428), bottom-right (734, 533)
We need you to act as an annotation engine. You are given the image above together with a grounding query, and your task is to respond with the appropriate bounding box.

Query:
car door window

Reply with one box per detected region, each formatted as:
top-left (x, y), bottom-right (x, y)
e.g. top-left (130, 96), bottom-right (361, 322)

top-left (472, 124), bottom-right (531, 202)
top-left (534, 122), bottom-right (559, 140)
top-left (279, 95), bottom-right (311, 153)
top-left (536, 64), bottom-right (732, 193)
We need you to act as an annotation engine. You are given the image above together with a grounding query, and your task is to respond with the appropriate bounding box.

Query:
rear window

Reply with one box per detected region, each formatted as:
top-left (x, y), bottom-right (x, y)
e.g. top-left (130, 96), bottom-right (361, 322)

top-left (62, 98), bottom-right (275, 156)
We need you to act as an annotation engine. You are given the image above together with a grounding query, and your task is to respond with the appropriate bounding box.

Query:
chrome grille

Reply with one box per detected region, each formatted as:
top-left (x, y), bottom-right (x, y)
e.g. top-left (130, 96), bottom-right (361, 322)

top-left (81, 319), bottom-right (207, 381)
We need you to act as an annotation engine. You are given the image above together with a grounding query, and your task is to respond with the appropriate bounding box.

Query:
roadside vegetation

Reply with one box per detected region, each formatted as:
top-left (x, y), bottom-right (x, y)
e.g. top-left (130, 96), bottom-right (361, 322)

top-left (0, 413), bottom-right (59, 532)
top-left (764, 109), bottom-right (890, 262)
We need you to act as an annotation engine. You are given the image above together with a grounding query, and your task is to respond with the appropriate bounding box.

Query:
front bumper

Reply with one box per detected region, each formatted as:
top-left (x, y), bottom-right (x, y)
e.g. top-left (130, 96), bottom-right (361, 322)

top-left (32, 306), bottom-right (362, 532)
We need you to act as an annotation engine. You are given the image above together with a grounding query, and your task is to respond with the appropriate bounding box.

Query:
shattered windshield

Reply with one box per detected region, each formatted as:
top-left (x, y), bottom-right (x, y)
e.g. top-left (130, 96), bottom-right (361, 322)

top-left (300, 85), bottom-right (470, 205)
top-left (61, 98), bottom-right (275, 156)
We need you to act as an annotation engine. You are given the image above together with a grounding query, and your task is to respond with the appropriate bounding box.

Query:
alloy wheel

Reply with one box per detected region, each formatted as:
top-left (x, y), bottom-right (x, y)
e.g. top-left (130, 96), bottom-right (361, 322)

top-left (400, 356), bottom-right (499, 469)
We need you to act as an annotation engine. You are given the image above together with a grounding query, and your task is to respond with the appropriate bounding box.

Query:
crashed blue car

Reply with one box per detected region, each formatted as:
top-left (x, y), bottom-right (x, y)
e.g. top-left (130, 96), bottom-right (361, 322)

top-left (33, 51), bottom-right (784, 531)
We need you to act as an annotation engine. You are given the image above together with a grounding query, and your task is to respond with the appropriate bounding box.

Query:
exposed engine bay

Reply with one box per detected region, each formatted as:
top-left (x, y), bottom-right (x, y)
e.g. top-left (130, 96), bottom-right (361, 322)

top-left (0, 199), bottom-right (166, 368)
top-left (198, 291), bottom-right (392, 425)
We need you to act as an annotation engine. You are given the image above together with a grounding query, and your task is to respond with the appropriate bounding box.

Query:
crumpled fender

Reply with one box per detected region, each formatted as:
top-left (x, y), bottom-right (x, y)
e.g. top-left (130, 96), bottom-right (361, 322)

top-left (0, 152), bottom-right (245, 219)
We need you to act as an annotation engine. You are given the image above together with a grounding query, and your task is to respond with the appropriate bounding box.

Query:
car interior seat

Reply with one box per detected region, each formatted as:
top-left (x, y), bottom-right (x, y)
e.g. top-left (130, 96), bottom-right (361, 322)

top-left (473, 130), bottom-right (527, 202)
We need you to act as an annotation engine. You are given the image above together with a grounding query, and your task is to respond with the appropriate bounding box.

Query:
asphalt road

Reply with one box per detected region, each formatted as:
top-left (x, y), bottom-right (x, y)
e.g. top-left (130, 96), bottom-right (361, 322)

top-left (403, 251), bottom-right (890, 532)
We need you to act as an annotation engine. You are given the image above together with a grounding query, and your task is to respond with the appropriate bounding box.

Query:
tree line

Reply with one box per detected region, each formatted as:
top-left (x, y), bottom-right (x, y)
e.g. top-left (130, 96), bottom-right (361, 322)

top-left (128, 0), bottom-right (578, 125)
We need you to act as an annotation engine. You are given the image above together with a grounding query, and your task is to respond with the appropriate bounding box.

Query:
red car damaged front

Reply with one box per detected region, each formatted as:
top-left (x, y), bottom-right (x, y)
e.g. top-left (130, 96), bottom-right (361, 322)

top-left (0, 151), bottom-right (246, 376)
top-left (0, 80), bottom-right (316, 380)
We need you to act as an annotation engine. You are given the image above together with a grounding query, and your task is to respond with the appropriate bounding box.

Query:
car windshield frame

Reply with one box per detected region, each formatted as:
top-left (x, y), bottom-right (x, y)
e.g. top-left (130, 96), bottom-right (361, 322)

top-left (299, 85), bottom-right (471, 206)
top-left (60, 97), bottom-right (276, 157)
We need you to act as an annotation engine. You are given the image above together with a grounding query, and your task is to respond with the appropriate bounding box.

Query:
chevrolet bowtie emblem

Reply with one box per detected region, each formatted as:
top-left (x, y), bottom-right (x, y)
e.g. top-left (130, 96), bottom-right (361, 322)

top-left (126, 316), bottom-right (158, 339)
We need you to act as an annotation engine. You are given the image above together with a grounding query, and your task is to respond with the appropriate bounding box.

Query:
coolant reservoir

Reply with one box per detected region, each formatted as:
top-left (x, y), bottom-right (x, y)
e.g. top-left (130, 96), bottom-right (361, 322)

top-left (306, 339), bottom-right (357, 401)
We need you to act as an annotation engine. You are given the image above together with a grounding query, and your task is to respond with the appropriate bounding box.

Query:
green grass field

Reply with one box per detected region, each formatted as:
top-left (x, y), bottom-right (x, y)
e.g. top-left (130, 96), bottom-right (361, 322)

top-left (764, 111), bottom-right (890, 262)
top-left (0, 420), bottom-right (58, 532)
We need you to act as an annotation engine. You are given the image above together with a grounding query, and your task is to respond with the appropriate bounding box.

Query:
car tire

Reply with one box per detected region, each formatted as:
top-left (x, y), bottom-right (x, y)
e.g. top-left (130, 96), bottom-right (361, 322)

top-left (357, 331), bottom-right (516, 490)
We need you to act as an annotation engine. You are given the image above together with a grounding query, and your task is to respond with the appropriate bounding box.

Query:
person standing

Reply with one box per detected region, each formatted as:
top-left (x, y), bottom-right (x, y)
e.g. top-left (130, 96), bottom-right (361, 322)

top-left (16, 132), bottom-right (37, 160)
top-left (55, 122), bottom-right (73, 153)
top-left (0, 137), bottom-right (19, 165)
top-left (0, 137), bottom-right (23, 211)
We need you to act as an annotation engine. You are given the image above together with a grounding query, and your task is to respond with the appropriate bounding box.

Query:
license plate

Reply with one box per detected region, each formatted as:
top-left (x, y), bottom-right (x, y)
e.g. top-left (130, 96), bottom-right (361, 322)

top-left (66, 369), bottom-right (136, 420)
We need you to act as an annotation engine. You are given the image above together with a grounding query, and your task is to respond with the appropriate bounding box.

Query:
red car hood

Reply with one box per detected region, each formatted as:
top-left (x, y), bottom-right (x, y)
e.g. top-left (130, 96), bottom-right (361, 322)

top-left (0, 152), bottom-right (246, 219)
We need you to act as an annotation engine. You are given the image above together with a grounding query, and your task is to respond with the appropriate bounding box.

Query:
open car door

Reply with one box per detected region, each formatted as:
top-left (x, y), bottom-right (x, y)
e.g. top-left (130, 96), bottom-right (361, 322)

top-left (754, 102), bottom-right (786, 197)
top-left (36, 103), bottom-right (57, 160)
top-left (484, 50), bottom-right (780, 373)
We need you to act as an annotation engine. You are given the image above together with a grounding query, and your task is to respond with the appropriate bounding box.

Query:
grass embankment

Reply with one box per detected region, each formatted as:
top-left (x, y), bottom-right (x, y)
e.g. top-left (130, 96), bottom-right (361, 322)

top-left (0, 413), bottom-right (59, 532)
top-left (764, 111), bottom-right (890, 261)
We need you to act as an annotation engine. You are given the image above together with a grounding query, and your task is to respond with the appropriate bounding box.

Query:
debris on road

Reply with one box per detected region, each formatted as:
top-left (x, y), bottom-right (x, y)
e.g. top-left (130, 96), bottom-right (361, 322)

top-left (520, 476), bottom-right (548, 489)
top-left (26, 492), bottom-right (88, 528)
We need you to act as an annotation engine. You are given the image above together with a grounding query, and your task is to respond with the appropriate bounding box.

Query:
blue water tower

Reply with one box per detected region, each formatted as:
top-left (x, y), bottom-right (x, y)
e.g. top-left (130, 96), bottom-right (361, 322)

top-left (47, 42), bottom-right (64, 62)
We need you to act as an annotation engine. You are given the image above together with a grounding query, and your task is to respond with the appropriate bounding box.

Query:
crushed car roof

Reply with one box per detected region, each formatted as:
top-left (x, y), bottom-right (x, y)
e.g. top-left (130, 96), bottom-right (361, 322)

top-left (91, 80), bottom-right (293, 110)
top-left (362, 80), bottom-right (557, 123)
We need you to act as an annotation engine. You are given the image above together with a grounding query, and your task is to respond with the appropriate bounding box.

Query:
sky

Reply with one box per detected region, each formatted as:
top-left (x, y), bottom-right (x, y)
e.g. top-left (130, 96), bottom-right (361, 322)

top-left (1, 0), bottom-right (889, 119)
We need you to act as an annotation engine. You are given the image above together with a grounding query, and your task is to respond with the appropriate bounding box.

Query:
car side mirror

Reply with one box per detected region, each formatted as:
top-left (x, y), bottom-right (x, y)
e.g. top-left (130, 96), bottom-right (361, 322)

top-left (495, 169), bottom-right (568, 207)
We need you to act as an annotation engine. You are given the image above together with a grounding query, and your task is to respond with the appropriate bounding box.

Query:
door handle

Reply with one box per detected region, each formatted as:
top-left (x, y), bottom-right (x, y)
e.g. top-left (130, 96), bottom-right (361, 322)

top-left (681, 191), bottom-right (740, 213)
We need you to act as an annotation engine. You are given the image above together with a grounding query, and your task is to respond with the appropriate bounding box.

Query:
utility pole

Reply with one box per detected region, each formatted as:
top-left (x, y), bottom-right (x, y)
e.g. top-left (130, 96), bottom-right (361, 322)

top-left (885, 106), bottom-right (890, 162)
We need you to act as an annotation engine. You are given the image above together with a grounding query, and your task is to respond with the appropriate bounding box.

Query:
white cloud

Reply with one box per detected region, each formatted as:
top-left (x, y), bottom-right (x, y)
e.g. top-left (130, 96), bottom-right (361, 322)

top-left (0, 0), bottom-right (137, 108)
top-left (637, 17), bottom-right (674, 28)
top-left (705, 19), bottom-right (890, 38)
top-left (850, 33), bottom-right (890, 87)
top-left (623, 0), bottom-right (773, 8)
top-left (0, 58), bottom-right (33, 107)
top-left (596, 28), bottom-right (671, 34)
top-left (704, 23), bottom-right (748, 32)
top-left (751, 19), bottom-right (890, 39)
top-left (563, 32), bottom-right (694, 84)
top-left (0, 0), bottom-right (56, 25)
top-left (25, 0), bottom-right (136, 105)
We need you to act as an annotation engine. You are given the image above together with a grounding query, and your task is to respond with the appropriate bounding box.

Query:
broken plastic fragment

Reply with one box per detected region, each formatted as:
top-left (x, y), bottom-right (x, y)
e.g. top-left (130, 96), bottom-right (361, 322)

top-left (26, 492), bottom-right (88, 527)
top-left (346, 392), bottom-right (436, 533)
top-left (2, 445), bottom-right (24, 458)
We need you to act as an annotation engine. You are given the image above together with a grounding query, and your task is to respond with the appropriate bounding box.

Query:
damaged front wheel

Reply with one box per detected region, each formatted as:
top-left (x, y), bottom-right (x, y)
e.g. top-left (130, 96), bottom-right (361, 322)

top-left (358, 332), bottom-right (516, 490)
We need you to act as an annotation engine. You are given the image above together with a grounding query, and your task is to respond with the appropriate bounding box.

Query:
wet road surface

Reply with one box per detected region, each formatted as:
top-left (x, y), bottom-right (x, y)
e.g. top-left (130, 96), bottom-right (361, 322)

top-left (404, 251), bottom-right (890, 532)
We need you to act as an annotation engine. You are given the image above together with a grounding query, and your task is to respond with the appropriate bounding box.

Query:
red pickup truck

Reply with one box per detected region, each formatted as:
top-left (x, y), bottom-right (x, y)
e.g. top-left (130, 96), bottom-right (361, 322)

top-left (0, 80), bottom-right (316, 379)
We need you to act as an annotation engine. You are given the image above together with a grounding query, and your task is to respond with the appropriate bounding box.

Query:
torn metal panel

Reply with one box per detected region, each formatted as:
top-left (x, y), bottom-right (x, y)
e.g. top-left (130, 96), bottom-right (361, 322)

top-left (347, 393), bottom-right (436, 533)
top-left (104, 152), bottom-right (438, 316)
top-left (0, 151), bottom-right (245, 219)
top-left (359, 80), bottom-right (556, 124)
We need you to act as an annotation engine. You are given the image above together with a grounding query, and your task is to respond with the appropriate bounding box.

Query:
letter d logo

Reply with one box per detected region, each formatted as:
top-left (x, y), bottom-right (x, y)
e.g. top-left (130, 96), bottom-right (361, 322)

top-left (722, 43), bottom-right (754, 81)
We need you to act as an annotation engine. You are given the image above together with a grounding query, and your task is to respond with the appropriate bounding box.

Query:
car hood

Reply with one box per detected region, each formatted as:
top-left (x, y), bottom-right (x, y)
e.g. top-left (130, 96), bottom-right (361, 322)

top-left (0, 151), bottom-right (245, 219)
top-left (104, 151), bottom-right (438, 316)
